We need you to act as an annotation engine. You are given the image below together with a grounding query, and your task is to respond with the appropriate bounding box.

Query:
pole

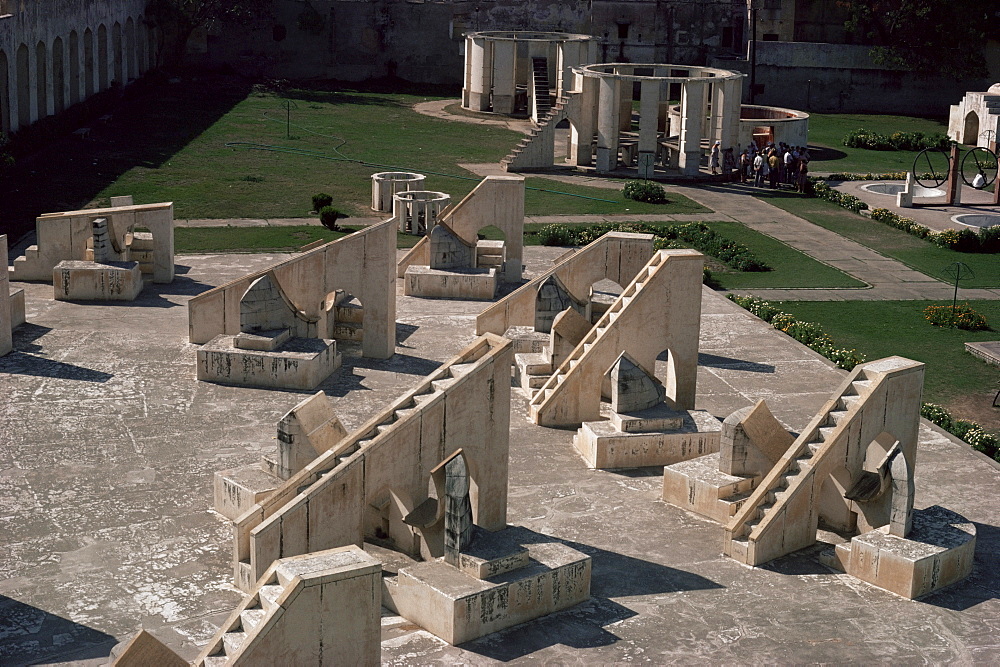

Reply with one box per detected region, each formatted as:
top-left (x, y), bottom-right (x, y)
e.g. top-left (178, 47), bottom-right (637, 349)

top-left (286, 100), bottom-right (291, 140)
top-left (951, 264), bottom-right (962, 327)
top-left (749, 0), bottom-right (757, 104)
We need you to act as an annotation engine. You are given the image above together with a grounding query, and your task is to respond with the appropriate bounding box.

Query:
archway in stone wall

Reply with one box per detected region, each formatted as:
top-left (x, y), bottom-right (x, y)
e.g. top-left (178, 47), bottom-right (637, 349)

top-left (963, 110), bottom-right (980, 146)
top-left (817, 464), bottom-right (856, 534)
top-left (52, 37), bottom-right (64, 113)
top-left (15, 44), bottom-right (28, 129)
top-left (97, 25), bottom-right (108, 91)
top-left (0, 50), bottom-right (9, 134)
top-left (125, 18), bottom-right (137, 80)
top-left (112, 22), bottom-right (123, 85)
top-left (137, 19), bottom-right (148, 73)
top-left (84, 28), bottom-right (94, 97)
top-left (69, 31), bottom-right (80, 106)
top-left (35, 41), bottom-right (47, 120)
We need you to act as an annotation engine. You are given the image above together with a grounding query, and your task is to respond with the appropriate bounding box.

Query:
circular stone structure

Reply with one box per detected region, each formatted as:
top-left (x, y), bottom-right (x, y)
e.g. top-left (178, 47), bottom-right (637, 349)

top-left (463, 31), bottom-right (597, 119)
top-left (738, 105), bottom-right (809, 151)
top-left (571, 63), bottom-right (744, 175)
top-left (861, 182), bottom-right (945, 198)
top-left (392, 191), bottom-right (451, 235)
top-left (951, 213), bottom-right (1000, 229)
top-left (371, 172), bottom-right (426, 212)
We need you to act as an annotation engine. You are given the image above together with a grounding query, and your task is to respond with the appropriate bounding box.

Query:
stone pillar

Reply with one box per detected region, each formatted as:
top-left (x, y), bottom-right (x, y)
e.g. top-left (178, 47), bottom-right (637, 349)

top-left (618, 75), bottom-right (632, 133)
top-left (571, 73), bottom-right (597, 166)
top-left (596, 76), bottom-right (622, 173)
top-left (679, 80), bottom-right (707, 176)
top-left (371, 172), bottom-right (425, 212)
top-left (1, 234), bottom-right (12, 356)
top-left (719, 77), bottom-right (742, 152)
top-left (637, 80), bottom-right (660, 179)
top-left (464, 37), bottom-right (491, 111)
top-left (491, 40), bottom-right (515, 115)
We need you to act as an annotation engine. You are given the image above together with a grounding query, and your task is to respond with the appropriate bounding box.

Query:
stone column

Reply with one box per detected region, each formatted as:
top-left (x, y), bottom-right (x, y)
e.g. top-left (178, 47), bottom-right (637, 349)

top-left (1, 234), bottom-right (12, 356)
top-left (491, 40), bottom-right (515, 115)
top-left (618, 73), bottom-right (632, 133)
top-left (595, 76), bottom-right (621, 173)
top-left (571, 72), bottom-right (597, 166)
top-left (464, 36), bottom-right (491, 111)
top-left (678, 80), bottom-right (707, 176)
top-left (715, 77), bottom-right (741, 152)
top-left (637, 80), bottom-right (660, 178)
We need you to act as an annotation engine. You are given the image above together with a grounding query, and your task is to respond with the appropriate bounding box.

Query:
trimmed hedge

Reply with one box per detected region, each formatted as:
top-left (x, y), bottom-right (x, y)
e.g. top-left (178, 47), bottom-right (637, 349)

top-left (727, 295), bottom-right (866, 370)
top-left (843, 128), bottom-right (951, 152)
top-left (536, 221), bottom-right (771, 272)
top-left (622, 180), bottom-right (668, 204)
top-left (921, 403), bottom-right (1000, 462)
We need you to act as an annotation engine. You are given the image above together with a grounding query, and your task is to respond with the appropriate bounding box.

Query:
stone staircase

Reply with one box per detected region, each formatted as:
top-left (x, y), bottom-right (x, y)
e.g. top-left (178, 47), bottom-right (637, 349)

top-left (724, 368), bottom-right (875, 565)
top-left (231, 335), bottom-right (508, 591)
top-left (528, 249), bottom-right (703, 427)
top-left (197, 572), bottom-right (285, 666)
top-left (501, 92), bottom-right (577, 172)
top-left (530, 57), bottom-right (551, 122)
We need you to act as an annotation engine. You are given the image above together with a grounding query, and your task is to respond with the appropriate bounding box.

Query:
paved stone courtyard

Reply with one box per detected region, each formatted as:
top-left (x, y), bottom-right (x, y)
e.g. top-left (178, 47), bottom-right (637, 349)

top-left (1, 248), bottom-right (999, 665)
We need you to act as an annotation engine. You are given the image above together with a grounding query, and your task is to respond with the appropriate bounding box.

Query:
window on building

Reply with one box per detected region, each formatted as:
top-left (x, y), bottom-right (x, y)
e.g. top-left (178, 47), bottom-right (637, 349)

top-left (617, 23), bottom-right (629, 40)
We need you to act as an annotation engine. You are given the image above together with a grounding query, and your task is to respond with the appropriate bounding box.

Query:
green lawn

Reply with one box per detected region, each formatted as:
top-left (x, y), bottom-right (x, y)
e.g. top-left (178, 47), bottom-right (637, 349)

top-left (774, 300), bottom-right (1000, 415)
top-left (94, 88), bottom-right (522, 219)
top-left (806, 113), bottom-right (954, 175)
top-left (523, 177), bottom-right (708, 216)
top-left (702, 221), bottom-right (865, 290)
top-left (753, 190), bottom-right (1000, 289)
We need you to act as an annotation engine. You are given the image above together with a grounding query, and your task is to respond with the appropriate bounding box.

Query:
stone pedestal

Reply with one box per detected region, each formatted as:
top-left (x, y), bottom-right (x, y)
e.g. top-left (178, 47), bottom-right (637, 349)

top-left (197, 335), bottom-right (341, 390)
top-left (403, 266), bottom-right (498, 300)
top-left (826, 505), bottom-right (976, 599)
top-left (385, 527), bottom-right (590, 645)
top-left (53, 260), bottom-right (143, 301)
top-left (502, 326), bottom-right (549, 354)
top-left (661, 452), bottom-right (757, 523)
top-left (573, 406), bottom-right (722, 469)
top-left (215, 464), bottom-right (283, 521)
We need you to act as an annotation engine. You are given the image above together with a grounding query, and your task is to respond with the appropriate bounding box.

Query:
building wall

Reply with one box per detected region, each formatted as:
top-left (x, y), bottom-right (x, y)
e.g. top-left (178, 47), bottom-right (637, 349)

top-left (712, 41), bottom-right (997, 115)
top-left (202, 0), bottom-right (748, 84)
top-left (0, 0), bottom-right (153, 134)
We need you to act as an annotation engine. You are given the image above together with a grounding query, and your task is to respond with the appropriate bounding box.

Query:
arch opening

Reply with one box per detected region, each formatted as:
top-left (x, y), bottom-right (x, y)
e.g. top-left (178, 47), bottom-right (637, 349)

top-left (963, 110), bottom-right (980, 146)
top-left (15, 44), bottom-right (28, 129)
top-left (35, 41), bottom-right (47, 120)
top-left (112, 22), bottom-right (123, 86)
top-left (0, 50), bottom-right (9, 134)
top-left (84, 28), bottom-right (94, 97)
top-left (68, 31), bottom-right (79, 106)
top-left (52, 37), bottom-right (64, 113)
top-left (97, 24), bottom-right (108, 91)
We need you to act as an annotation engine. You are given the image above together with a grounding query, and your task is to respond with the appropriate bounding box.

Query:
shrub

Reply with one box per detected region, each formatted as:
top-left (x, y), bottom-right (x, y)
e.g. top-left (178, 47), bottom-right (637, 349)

top-left (843, 128), bottom-right (951, 152)
top-left (924, 303), bottom-right (990, 331)
top-left (319, 205), bottom-right (344, 230)
top-left (312, 192), bottom-right (333, 212)
top-left (979, 225), bottom-right (1000, 253)
top-left (812, 180), bottom-right (869, 213)
top-left (536, 222), bottom-right (771, 273)
top-left (921, 403), bottom-right (953, 430)
top-left (726, 295), bottom-right (865, 370)
top-left (966, 427), bottom-right (1000, 460)
top-left (622, 180), bottom-right (667, 204)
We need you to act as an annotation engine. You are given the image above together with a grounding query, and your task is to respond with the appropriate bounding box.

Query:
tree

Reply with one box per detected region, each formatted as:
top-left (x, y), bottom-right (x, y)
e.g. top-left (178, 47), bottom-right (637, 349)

top-left (837, 0), bottom-right (994, 79)
top-left (145, 0), bottom-right (272, 66)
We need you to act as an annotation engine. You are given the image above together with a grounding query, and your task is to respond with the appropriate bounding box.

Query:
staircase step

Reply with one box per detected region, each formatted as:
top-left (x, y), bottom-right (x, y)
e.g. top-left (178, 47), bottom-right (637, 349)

top-left (449, 363), bottom-right (477, 379)
top-left (222, 631), bottom-right (247, 656)
top-left (240, 607), bottom-right (267, 631)
top-left (808, 442), bottom-right (822, 455)
top-left (259, 584), bottom-right (283, 611)
top-left (818, 426), bottom-right (837, 441)
top-left (828, 410), bottom-right (849, 424)
top-left (203, 656), bottom-right (229, 667)
top-left (431, 377), bottom-right (457, 391)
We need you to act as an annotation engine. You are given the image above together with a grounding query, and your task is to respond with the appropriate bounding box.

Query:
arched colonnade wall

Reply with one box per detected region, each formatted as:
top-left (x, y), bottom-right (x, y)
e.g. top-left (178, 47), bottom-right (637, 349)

top-left (0, 0), bottom-right (155, 135)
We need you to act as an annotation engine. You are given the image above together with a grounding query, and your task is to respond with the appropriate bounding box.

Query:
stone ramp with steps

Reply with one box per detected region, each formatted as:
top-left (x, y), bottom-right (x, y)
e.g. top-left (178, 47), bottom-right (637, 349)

top-left (724, 357), bottom-right (925, 566)
top-left (231, 334), bottom-right (513, 591)
top-left (529, 249), bottom-right (704, 428)
top-left (502, 92), bottom-right (579, 171)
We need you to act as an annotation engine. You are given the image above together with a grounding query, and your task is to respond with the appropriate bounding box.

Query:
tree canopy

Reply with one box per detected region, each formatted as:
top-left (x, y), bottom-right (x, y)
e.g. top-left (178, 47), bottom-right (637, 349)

top-left (145, 0), bottom-right (271, 65)
top-left (837, 0), bottom-right (996, 79)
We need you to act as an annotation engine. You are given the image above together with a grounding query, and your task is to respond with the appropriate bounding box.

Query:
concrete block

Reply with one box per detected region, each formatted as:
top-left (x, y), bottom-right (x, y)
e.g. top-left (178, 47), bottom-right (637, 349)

top-left (841, 505), bottom-right (976, 599)
top-left (234, 329), bottom-right (291, 352)
top-left (404, 265), bottom-right (497, 300)
top-left (215, 465), bottom-right (282, 521)
top-left (52, 260), bottom-right (143, 301)
top-left (662, 452), bottom-right (756, 523)
top-left (573, 409), bottom-right (722, 469)
top-left (503, 326), bottom-right (550, 354)
top-left (197, 335), bottom-right (341, 391)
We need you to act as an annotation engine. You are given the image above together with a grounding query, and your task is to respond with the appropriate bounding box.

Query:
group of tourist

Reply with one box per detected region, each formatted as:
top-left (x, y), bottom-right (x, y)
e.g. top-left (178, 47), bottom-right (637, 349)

top-left (730, 142), bottom-right (811, 193)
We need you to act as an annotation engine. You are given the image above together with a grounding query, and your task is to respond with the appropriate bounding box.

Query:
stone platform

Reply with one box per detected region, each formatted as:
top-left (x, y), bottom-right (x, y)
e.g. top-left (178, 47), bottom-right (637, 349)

top-left (965, 341), bottom-right (1000, 367)
top-left (196, 335), bottom-right (341, 390)
top-left (573, 407), bottom-right (723, 469)
top-left (661, 452), bottom-right (757, 523)
top-left (3, 249), bottom-right (999, 666)
top-left (404, 265), bottom-right (497, 300)
top-left (385, 527), bottom-right (590, 645)
top-left (826, 505), bottom-right (977, 599)
top-left (53, 260), bottom-right (143, 301)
